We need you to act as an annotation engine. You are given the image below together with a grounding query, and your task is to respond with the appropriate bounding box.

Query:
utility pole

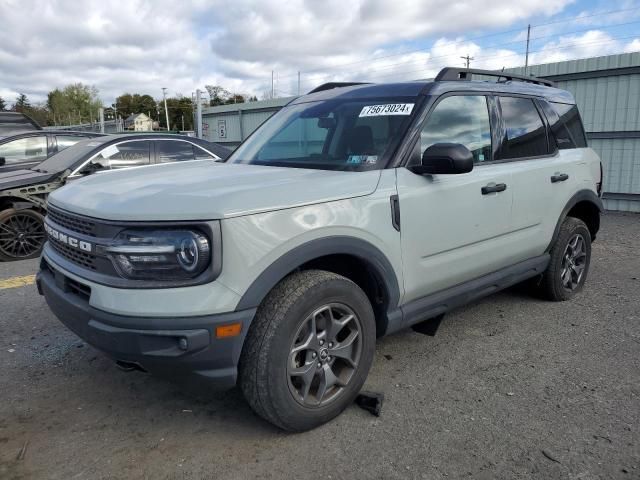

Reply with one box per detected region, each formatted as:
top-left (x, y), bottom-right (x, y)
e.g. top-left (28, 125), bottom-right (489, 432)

top-left (181, 114), bottom-right (184, 132)
top-left (99, 108), bottom-right (105, 134)
top-left (162, 87), bottom-right (170, 131)
top-left (461, 54), bottom-right (474, 69)
top-left (196, 89), bottom-right (203, 139)
top-left (524, 24), bottom-right (531, 73)
top-left (271, 70), bottom-right (275, 99)
top-left (297, 71), bottom-right (301, 96)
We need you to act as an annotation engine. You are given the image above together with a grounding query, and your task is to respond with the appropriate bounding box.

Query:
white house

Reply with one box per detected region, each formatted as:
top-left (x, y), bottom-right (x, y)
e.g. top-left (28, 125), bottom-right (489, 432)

top-left (124, 113), bottom-right (153, 131)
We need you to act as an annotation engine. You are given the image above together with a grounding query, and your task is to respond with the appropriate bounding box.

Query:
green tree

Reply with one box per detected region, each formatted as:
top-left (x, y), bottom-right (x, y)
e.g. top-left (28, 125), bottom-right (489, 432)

top-left (14, 93), bottom-right (30, 112)
top-left (204, 85), bottom-right (230, 106)
top-left (163, 96), bottom-right (194, 131)
top-left (114, 93), bottom-right (158, 120)
top-left (0, 96), bottom-right (6, 111)
top-left (47, 83), bottom-right (102, 125)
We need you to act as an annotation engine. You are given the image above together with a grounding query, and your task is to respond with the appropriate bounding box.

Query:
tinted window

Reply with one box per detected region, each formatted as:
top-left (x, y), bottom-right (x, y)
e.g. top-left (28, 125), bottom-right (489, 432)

top-left (420, 95), bottom-right (491, 163)
top-left (91, 141), bottom-right (151, 170)
top-left (0, 136), bottom-right (48, 164)
top-left (497, 97), bottom-right (548, 159)
top-left (56, 135), bottom-right (85, 151)
top-left (552, 102), bottom-right (587, 148)
top-left (157, 140), bottom-right (196, 163)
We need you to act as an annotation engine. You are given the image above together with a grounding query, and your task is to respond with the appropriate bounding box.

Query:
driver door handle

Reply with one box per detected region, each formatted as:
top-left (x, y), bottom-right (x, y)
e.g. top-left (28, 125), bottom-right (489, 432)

top-left (551, 173), bottom-right (569, 183)
top-left (481, 183), bottom-right (507, 195)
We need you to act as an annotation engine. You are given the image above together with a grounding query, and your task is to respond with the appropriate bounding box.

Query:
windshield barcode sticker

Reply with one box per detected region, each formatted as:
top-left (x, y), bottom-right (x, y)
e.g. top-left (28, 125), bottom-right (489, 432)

top-left (359, 103), bottom-right (414, 117)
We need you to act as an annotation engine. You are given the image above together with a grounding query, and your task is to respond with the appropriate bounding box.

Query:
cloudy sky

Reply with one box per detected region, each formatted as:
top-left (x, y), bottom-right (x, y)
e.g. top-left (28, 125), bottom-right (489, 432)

top-left (1, 0), bottom-right (639, 105)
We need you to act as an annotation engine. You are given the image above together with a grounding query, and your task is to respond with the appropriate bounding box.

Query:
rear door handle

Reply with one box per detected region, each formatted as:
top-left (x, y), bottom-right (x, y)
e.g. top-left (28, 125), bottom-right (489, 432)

top-left (551, 173), bottom-right (569, 183)
top-left (481, 183), bottom-right (507, 195)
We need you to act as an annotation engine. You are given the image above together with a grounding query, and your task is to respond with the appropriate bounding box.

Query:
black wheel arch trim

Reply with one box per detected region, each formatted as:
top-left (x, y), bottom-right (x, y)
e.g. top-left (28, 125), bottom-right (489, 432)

top-left (546, 189), bottom-right (603, 252)
top-left (234, 236), bottom-right (401, 322)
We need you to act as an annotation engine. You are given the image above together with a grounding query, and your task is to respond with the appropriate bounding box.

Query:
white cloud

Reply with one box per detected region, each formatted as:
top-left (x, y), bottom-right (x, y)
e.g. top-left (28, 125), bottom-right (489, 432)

top-left (0, 0), bottom-right (637, 108)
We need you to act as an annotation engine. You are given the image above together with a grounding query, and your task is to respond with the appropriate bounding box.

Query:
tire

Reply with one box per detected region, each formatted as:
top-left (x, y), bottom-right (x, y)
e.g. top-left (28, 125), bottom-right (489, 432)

top-left (539, 216), bottom-right (592, 301)
top-left (239, 270), bottom-right (376, 432)
top-left (0, 208), bottom-right (46, 262)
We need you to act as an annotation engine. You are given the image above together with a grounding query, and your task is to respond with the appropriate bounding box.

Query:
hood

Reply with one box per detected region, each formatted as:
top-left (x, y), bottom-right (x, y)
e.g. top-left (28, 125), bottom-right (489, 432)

top-left (0, 169), bottom-right (58, 190)
top-left (48, 161), bottom-right (381, 221)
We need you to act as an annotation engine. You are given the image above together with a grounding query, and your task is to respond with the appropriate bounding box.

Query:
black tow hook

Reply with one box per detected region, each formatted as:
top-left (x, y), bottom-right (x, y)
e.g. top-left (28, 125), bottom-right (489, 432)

top-left (115, 360), bottom-right (146, 373)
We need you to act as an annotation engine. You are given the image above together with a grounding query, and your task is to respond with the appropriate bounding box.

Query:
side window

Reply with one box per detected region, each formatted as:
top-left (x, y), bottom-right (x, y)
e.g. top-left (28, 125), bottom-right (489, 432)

top-left (420, 95), bottom-right (492, 163)
top-left (497, 97), bottom-right (548, 160)
top-left (91, 141), bottom-right (151, 170)
top-left (0, 136), bottom-right (48, 164)
top-left (56, 135), bottom-right (84, 151)
top-left (552, 102), bottom-right (587, 148)
top-left (156, 140), bottom-right (196, 163)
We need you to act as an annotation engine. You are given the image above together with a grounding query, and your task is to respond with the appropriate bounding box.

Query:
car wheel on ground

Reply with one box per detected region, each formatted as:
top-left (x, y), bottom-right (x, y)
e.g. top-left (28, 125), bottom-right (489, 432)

top-left (239, 270), bottom-right (376, 432)
top-left (0, 208), bottom-right (46, 261)
top-left (540, 217), bottom-right (592, 301)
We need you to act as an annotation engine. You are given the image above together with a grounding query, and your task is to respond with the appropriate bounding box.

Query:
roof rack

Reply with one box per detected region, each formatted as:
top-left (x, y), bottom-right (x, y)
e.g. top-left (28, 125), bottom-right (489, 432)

top-left (308, 82), bottom-right (371, 94)
top-left (434, 67), bottom-right (554, 87)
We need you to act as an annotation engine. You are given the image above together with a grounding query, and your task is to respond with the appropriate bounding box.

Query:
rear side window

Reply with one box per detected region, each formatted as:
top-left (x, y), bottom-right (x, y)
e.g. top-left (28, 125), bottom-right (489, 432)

top-left (157, 140), bottom-right (196, 163)
top-left (0, 136), bottom-right (48, 164)
top-left (552, 102), bottom-right (587, 148)
top-left (497, 97), bottom-right (548, 160)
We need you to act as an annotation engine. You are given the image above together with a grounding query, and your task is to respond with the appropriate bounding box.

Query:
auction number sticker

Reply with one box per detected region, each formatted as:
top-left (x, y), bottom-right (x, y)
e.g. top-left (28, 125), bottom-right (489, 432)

top-left (359, 103), bottom-right (414, 117)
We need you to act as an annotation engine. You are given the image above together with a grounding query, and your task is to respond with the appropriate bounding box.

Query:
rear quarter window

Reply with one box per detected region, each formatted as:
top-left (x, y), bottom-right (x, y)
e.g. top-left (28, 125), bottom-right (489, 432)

top-left (551, 102), bottom-right (587, 148)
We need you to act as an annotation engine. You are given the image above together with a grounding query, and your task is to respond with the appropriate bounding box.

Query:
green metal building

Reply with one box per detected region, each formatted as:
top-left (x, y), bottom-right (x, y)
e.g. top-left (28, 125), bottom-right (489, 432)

top-left (203, 52), bottom-right (640, 212)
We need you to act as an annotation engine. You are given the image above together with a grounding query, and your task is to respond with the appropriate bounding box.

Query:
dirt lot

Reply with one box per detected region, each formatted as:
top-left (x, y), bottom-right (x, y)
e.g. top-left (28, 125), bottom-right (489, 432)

top-left (0, 213), bottom-right (638, 479)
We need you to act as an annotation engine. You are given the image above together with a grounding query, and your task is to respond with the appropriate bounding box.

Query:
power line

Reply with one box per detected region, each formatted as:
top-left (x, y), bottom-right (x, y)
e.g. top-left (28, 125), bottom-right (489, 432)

top-left (276, 6), bottom-right (640, 80)
top-left (355, 33), bottom-right (640, 83)
top-left (293, 23), bottom-right (640, 88)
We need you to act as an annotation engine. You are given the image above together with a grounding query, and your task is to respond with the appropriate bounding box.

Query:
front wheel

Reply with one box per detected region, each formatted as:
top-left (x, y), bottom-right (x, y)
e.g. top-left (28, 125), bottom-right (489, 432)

top-left (539, 217), bottom-right (592, 301)
top-left (239, 270), bottom-right (376, 431)
top-left (0, 208), bottom-right (46, 261)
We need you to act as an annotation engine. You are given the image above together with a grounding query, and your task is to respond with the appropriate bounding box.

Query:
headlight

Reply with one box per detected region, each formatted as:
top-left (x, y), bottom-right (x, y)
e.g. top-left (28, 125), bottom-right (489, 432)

top-left (105, 229), bottom-right (211, 280)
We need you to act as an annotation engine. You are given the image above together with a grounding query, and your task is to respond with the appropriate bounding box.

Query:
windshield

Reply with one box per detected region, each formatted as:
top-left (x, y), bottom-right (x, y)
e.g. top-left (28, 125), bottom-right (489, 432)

top-left (228, 96), bottom-right (420, 171)
top-left (35, 137), bottom-right (107, 173)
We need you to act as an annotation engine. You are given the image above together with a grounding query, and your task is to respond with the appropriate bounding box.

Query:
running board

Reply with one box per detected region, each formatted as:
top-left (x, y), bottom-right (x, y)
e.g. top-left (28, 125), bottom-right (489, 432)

top-left (397, 255), bottom-right (550, 331)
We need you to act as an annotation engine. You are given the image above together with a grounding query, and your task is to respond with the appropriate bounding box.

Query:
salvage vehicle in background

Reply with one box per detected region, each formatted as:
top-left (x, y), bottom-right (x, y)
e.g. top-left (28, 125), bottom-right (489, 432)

top-left (0, 133), bottom-right (229, 261)
top-left (0, 131), bottom-right (105, 173)
top-left (0, 111), bottom-right (42, 139)
top-left (37, 68), bottom-right (603, 431)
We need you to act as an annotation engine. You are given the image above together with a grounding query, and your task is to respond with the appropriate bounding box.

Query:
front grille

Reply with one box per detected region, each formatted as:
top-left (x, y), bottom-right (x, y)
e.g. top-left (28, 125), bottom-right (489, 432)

top-left (49, 237), bottom-right (97, 270)
top-left (47, 208), bottom-right (97, 237)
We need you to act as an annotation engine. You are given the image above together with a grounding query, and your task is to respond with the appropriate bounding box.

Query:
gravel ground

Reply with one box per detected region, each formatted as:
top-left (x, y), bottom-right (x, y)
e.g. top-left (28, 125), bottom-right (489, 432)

top-left (0, 213), bottom-right (638, 480)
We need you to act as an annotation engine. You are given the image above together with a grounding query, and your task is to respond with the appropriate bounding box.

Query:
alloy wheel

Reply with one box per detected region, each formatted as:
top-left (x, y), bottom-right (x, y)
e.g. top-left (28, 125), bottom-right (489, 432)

top-left (560, 233), bottom-right (587, 291)
top-left (287, 303), bottom-right (362, 407)
top-left (0, 212), bottom-right (46, 259)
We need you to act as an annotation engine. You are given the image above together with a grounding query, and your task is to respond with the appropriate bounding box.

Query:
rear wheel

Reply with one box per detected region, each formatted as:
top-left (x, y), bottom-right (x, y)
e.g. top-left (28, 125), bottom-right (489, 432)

top-left (539, 217), bottom-right (591, 301)
top-left (239, 270), bottom-right (376, 431)
top-left (0, 208), bottom-right (46, 261)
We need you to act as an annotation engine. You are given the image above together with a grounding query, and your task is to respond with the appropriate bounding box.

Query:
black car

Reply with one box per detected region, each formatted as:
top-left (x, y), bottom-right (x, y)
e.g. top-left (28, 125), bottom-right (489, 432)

top-left (0, 130), bottom-right (106, 173)
top-left (0, 133), bottom-right (230, 261)
top-left (0, 112), bottom-right (41, 139)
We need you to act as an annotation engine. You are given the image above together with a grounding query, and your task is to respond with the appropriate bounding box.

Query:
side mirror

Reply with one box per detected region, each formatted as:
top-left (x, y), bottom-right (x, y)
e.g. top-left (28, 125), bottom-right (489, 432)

top-left (78, 160), bottom-right (105, 175)
top-left (0, 157), bottom-right (5, 166)
top-left (409, 143), bottom-right (474, 175)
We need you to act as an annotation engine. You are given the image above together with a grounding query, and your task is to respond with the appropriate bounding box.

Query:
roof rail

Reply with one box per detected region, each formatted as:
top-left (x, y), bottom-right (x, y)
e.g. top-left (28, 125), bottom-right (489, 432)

top-left (434, 67), bottom-right (555, 87)
top-left (308, 82), bottom-right (371, 94)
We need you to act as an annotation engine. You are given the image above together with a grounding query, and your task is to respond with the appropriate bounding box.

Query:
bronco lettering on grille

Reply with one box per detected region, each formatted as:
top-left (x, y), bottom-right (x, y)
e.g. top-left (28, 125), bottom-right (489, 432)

top-left (45, 223), bottom-right (93, 253)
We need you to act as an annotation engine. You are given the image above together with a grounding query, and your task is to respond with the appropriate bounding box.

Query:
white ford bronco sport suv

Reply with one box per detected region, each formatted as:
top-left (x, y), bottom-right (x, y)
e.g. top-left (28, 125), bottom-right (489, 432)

top-left (38, 68), bottom-right (603, 431)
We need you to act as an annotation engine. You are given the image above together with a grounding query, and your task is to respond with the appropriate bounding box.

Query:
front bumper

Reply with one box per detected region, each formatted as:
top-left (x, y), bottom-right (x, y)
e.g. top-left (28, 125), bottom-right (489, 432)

top-left (37, 259), bottom-right (256, 389)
